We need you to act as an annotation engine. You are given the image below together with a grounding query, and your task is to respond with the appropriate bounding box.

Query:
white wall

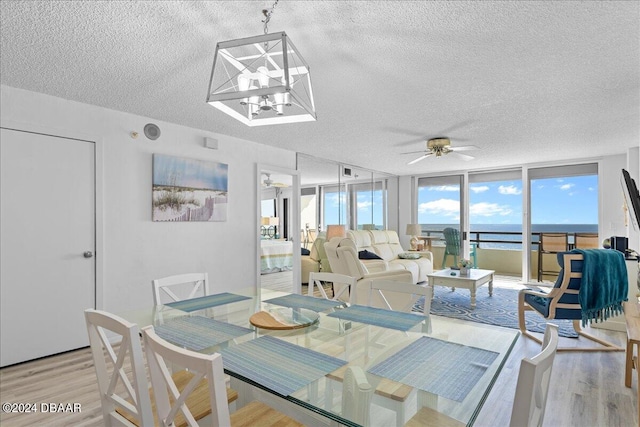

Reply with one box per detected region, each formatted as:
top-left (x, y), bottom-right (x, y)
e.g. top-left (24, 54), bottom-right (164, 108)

top-left (627, 146), bottom-right (640, 251)
top-left (600, 154), bottom-right (630, 240)
top-left (1, 85), bottom-right (296, 313)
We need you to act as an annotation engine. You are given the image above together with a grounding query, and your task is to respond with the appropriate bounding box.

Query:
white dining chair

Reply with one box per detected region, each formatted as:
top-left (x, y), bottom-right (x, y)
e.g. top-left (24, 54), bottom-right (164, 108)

top-left (509, 323), bottom-right (559, 427)
top-left (141, 325), bottom-right (303, 427)
top-left (340, 366), bottom-right (374, 426)
top-left (369, 280), bottom-right (433, 424)
top-left (85, 309), bottom-right (238, 427)
top-left (85, 309), bottom-right (154, 426)
top-left (368, 280), bottom-right (433, 333)
top-left (152, 272), bottom-right (209, 306)
top-left (308, 271), bottom-right (357, 304)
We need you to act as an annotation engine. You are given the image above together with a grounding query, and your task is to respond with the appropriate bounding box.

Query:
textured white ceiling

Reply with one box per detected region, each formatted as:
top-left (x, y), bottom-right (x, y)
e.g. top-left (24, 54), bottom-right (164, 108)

top-left (1, 1), bottom-right (638, 176)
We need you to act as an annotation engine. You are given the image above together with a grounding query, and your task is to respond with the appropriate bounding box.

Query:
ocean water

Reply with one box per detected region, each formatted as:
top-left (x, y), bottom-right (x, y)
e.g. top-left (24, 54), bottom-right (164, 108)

top-left (421, 224), bottom-right (599, 250)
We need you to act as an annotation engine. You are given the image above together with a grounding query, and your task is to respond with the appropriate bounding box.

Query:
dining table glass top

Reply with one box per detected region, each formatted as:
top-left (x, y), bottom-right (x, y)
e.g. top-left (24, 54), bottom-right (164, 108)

top-left (117, 287), bottom-right (519, 427)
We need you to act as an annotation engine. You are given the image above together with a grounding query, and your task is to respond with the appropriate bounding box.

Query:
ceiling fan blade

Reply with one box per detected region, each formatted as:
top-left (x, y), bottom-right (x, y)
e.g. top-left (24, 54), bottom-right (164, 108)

top-left (452, 152), bottom-right (475, 161)
top-left (382, 126), bottom-right (429, 137)
top-left (400, 150), bottom-right (427, 155)
top-left (437, 120), bottom-right (475, 136)
top-left (450, 145), bottom-right (479, 152)
top-left (408, 154), bottom-right (432, 165)
top-left (394, 137), bottom-right (425, 148)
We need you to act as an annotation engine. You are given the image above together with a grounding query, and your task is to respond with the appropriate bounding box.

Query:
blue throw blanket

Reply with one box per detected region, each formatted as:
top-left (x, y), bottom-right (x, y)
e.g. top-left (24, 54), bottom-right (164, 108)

top-left (572, 249), bottom-right (628, 326)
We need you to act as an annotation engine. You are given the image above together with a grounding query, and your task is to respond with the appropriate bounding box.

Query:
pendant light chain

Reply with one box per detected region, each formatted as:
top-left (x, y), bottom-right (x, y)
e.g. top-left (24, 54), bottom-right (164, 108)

top-left (262, 0), bottom-right (279, 34)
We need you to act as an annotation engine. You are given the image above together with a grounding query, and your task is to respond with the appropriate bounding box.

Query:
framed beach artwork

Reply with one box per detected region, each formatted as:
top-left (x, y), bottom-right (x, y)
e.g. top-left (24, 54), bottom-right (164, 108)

top-left (152, 154), bottom-right (228, 222)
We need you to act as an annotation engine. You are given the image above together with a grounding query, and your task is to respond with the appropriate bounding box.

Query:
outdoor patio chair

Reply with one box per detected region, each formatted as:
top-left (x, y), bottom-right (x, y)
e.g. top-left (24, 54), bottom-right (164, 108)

top-left (536, 233), bottom-right (568, 282)
top-left (441, 227), bottom-right (477, 269)
top-left (574, 233), bottom-right (599, 249)
top-left (519, 250), bottom-right (626, 352)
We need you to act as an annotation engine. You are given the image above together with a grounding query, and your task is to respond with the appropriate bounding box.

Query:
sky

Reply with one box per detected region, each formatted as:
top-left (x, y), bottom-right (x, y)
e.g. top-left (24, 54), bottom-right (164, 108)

top-left (416, 175), bottom-right (598, 225)
top-left (323, 189), bottom-right (384, 228)
top-left (153, 154), bottom-right (228, 191)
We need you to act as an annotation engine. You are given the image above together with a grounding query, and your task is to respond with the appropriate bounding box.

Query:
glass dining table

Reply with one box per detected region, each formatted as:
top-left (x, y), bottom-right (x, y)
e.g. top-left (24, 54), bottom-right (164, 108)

top-left (117, 287), bottom-right (519, 427)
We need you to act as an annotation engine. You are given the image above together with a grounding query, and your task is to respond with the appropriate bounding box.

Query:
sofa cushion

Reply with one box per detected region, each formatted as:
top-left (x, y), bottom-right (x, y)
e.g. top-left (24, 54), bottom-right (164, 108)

top-left (347, 230), bottom-right (376, 253)
top-left (345, 229), bottom-right (433, 284)
top-left (359, 250), bottom-right (382, 260)
top-left (398, 252), bottom-right (420, 259)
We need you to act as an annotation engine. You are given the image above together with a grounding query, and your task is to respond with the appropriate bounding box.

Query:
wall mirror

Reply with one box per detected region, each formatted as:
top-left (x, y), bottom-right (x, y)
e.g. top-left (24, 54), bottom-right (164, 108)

top-left (257, 165), bottom-right (299, 293)
top-left (296, 153), bottom-right (396, 287)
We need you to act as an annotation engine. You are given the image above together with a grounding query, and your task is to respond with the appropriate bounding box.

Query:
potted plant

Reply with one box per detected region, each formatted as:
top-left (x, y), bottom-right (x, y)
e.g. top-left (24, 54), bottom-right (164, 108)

top-left (458, 259), bottom-right (472, 276)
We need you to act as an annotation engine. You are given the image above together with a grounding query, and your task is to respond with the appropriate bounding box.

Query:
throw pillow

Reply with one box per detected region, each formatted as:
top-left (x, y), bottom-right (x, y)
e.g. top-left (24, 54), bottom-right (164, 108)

top-left (301, 248), bottom-right (311, 256)
top-left (398, 252), bottom-right (421, 260)
top-left (358, 250), bottom-right (382, 260)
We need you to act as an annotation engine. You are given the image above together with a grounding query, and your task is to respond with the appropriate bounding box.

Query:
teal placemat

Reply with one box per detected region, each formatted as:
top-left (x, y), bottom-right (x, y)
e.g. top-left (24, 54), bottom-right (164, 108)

top-left (155, 316), bottom-right (252, 351)
top-left (164, 292), bottom-right (251, 312)
top-left (220, 336), bottom-right (346, 396)
top-left (327, 304), bottom-right (425, 331)
top-left (368, 336), bottom-right (499, 401)
top-left (264, 294), bottom-right (346, 312)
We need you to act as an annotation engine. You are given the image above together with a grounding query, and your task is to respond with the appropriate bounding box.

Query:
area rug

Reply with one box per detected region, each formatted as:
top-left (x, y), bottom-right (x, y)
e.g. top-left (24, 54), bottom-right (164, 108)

top-left (413, 286), bottom-right (579, 338)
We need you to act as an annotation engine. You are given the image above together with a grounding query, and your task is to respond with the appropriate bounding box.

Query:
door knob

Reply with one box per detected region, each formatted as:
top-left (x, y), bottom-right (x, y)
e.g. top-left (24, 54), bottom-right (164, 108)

top-left (83, 251), bottom-right (93, 258)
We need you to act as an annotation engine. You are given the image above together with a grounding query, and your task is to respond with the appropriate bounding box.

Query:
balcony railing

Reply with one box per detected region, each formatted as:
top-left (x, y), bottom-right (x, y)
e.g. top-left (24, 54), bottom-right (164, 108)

top-left (421, 230), bottom-right (598, 250)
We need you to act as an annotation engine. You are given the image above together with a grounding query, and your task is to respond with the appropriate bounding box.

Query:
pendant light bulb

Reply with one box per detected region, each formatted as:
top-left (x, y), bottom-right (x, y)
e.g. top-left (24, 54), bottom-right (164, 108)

top-left (257, 66), bottom-right (270, 88)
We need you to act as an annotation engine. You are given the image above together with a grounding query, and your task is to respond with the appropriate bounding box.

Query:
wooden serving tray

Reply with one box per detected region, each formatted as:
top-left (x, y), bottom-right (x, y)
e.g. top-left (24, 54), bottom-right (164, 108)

top-left (249, 309), bottom-right (318, 330)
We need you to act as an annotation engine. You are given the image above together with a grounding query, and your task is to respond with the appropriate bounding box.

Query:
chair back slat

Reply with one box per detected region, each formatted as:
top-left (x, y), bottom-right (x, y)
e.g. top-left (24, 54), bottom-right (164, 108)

top-left (443, 227), bottom-right (461, 254)
top-left (341, 366), bottom-right (373, 426)
top-left (574, 233), bottom-right (599, 249)
top-left (540, 233), bottom-right (569, 253)
top-left (84, 309), bottom-right (154, 427)
top-left (308, 272), bottom-right (357, 304)
top-left (368, 280), bottom-right (433, 333)
top-left (510, 323), bottom-right (559, 427)
top-left (142, 325), bottom-right (230, 427)
top-left (152, 273), bottom-right (209, 306)
top-left (546, 253), bottom-right (583, 318)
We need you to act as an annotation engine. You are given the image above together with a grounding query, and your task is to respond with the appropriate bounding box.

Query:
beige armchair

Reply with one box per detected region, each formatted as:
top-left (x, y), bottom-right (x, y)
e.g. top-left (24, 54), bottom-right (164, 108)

top-left (301, 236), bottom-right (330, 284)
top-left (324, 237), bottom-right (418, 310)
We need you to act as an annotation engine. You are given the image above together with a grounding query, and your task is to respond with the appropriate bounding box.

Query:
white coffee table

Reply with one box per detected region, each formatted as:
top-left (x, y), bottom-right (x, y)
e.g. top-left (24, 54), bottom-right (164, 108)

top-left (427, 268), bottom-right (495, 308)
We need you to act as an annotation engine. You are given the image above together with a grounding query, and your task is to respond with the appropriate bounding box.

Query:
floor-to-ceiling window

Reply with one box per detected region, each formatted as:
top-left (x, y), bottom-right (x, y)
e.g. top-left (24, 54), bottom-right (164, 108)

top-left (529, 163), bottom-right (599, 281)
top-left (416, 175), bottom-right (463, 236)
top-left (321, 183), bottom-right (347, 232)
top-left (414, 163), bottom-right (599, 278)
top-left (352, 180), bottom-right (386, 230)
top-left (468, 170), bottom-right (523, 249)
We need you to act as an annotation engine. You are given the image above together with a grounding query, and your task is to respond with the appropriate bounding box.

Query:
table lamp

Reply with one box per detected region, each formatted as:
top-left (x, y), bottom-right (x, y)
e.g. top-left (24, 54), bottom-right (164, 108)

top-left (406, 224), bottom-right (422, 250)
top-left (326, 225), bottom-right (346, 240)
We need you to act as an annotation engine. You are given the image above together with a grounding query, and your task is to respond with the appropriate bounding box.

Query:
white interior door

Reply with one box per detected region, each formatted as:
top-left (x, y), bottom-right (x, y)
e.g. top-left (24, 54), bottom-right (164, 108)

top-left (1, 128), bottom-right (96, 367)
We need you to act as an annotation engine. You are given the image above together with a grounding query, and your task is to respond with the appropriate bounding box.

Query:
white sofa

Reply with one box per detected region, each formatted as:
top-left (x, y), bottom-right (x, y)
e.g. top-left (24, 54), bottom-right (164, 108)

top-left (345, 230), bottom-right (433, 283)
top-left (324, 237), bottom-right (416, 309)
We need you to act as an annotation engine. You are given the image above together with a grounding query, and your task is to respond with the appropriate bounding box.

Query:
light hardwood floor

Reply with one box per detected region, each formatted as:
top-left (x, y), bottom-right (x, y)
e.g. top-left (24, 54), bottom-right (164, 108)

top-left (1, 273), bottom-right (637, 426)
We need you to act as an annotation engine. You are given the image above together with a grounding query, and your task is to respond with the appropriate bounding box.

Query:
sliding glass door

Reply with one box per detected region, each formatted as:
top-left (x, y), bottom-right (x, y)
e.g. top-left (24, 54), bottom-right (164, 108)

top-left (415, 164), bottom-right (598, 280)
top-left (529, 163), bottom-right (598, 281)
top-left (468, 170), bottom-right (523, 247)
top-left (416, 175), bottom-right (464, 258)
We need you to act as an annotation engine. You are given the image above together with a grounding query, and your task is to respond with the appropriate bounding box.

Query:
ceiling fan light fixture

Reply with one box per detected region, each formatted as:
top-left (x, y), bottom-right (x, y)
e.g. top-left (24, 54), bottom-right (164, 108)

top-left (406, 136), bottom-right (478, 164)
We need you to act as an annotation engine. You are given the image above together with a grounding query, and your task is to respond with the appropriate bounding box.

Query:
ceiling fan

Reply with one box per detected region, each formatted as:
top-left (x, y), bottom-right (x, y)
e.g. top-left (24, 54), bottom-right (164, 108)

top-left (403, 137), bottom-right (479, 165)
top-left (262, 173), bottom-right (288, 188)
